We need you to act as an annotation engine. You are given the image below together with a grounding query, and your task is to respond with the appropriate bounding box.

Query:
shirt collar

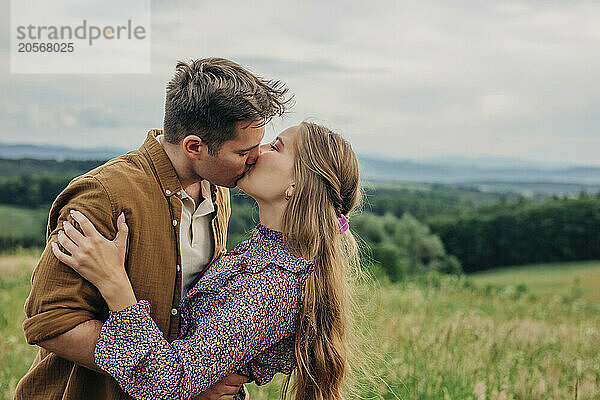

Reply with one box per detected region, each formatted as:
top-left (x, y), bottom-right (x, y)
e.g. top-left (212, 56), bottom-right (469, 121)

top-left (139, 129), bottom-right (182, 197)
top-left (180, 180), bottom-right (215, 217)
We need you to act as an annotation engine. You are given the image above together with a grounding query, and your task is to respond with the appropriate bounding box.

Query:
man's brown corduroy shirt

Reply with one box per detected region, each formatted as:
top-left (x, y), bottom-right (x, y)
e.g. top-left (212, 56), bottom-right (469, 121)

top-left (15, 130), bottom-right (231, 400)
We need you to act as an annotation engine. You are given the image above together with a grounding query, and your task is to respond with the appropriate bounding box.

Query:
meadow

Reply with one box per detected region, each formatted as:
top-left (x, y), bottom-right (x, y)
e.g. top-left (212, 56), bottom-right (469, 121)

top-left (1, 249), bottom-right (598, 399)
top-left (0, 205), bottom-right (47, 239)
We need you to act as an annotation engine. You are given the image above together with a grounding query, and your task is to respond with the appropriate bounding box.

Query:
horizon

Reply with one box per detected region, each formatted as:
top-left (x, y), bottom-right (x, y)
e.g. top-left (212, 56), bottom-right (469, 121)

top-left (2, 140), bottom-right (600, 170)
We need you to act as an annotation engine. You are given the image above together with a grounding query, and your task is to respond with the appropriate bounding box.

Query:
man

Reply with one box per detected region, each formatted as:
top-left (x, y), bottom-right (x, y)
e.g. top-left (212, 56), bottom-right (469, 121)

top-left (15, 58), bottom-right (290, 399)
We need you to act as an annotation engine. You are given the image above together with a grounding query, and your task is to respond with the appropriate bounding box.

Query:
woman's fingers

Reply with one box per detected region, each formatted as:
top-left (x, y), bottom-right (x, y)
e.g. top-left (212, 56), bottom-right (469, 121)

top-left (114, 212), bottom-right (129, 248)
top-left (62, 220), bottom-right (86, 245)
top-left (57, 229), bottom-right (78, 255)
top-left (51, 241), bottom-right (76, 268)
top-left (69, 210), bottom-right (98, 238)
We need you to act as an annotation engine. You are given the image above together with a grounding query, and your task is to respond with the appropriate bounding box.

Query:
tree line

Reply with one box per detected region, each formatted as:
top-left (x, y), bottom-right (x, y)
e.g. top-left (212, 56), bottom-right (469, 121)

top-left (428, 194), bottom-right (600, 272)
top-left (1, 165), bottom-right (598, 278)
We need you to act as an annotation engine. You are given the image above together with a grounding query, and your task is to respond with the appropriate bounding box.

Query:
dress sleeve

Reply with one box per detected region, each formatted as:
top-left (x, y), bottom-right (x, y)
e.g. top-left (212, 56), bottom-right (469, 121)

top-left (94, 266), bottom-right (303, 400)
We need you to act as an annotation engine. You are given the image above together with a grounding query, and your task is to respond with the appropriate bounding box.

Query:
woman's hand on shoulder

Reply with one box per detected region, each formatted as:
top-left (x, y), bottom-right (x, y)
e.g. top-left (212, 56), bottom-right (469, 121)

top-left (51, 210), bottom-right (136, 310)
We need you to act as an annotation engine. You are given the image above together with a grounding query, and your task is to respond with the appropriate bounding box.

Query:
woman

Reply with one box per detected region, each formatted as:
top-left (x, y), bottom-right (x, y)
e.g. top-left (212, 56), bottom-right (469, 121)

top-left (51, 122), bottom-right (361, 400)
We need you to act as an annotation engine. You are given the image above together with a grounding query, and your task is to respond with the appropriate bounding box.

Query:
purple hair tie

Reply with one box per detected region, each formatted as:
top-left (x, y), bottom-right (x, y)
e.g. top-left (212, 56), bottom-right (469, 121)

top-left (338, 214), bottom-right (349, 234)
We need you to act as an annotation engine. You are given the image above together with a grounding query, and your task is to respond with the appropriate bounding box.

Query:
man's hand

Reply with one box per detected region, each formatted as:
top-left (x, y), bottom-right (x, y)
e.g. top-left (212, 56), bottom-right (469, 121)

top-left (193, 374), bottom-right (249, 400)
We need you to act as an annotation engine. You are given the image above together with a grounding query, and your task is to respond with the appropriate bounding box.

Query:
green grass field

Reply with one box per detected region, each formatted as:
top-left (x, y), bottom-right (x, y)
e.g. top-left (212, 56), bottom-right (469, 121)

top-left (0, 205), bottom-right (48, 239)
top-left (1, 251), bottom-right (599, 399)
top-left (470, 260), bottom-right (600, 303)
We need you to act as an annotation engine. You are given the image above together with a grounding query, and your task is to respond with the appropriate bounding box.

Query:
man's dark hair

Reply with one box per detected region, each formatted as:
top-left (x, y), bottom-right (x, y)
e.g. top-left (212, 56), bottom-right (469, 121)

top-left (163, 58), bottom-right (291, 154)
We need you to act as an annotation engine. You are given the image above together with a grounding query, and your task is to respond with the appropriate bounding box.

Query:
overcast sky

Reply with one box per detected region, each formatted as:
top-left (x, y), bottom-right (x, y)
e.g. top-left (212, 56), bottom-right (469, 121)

top-left (1, 0), bottom-right (599, 166)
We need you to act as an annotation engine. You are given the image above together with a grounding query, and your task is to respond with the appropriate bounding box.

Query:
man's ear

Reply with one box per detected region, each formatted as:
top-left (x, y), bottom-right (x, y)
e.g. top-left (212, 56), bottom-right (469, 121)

top-left (182, 134), bottom-right (208, 159)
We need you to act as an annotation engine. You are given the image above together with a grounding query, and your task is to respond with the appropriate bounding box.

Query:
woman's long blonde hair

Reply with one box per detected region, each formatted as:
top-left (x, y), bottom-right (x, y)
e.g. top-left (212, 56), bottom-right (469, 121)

top-left (281, 122), bottom-right (361, 400)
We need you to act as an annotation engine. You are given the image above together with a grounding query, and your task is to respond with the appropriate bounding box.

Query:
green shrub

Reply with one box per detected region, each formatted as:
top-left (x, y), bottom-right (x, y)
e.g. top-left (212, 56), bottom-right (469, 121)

top-left (353, 212), bottom-right (462, 280)
top-left (371, 245), bottom-right (406, 282)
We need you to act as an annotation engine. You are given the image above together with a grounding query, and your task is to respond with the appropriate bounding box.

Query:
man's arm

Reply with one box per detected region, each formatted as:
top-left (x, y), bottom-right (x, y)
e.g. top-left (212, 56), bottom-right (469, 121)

top-left (23, 176), bottom-right (115, 346)
top-left (38, 319), bottom-right (106, 374)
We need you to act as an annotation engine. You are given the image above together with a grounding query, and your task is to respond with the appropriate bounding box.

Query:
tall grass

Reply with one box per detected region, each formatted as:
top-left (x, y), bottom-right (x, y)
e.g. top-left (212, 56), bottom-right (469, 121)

top-left (0, 251), bottom-right (40, 398)
top-left (250, 269), bottom-right (600, 399)
top-left (1, 253), bottom-right (599, 399)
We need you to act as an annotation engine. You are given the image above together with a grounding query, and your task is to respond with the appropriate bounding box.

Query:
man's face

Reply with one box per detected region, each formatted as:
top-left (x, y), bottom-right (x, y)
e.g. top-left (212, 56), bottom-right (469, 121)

top-left (191, 121), bottom-right (265, 188)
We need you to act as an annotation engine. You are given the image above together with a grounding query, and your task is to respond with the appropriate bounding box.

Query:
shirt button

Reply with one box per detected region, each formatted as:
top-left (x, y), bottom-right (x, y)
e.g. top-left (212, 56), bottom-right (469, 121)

top-left (165, 189), bottom-right (172, 195)
top-left (176, 264), bottom-right (181, 272)
top-left (177, 191), bottom-right (181, 196)
top-left (171, 308), bottom-right (178, 316)
top-left (172, 219), bottom-right (178, 226)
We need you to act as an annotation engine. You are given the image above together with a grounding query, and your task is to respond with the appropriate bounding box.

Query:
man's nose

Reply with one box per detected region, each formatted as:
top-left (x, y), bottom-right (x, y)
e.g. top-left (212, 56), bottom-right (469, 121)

top-left (246, 146), bottom-right (261, 165)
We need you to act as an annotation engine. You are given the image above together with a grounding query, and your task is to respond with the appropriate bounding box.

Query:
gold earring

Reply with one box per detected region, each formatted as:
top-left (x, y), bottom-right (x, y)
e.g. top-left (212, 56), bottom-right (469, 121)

top-left (285, 185), bottom-right (294, 201)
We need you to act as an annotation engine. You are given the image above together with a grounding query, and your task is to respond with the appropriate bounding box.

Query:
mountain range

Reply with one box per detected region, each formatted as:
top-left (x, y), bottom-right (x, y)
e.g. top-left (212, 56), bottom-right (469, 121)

top-left (1, 142), bottom-right (599, 195)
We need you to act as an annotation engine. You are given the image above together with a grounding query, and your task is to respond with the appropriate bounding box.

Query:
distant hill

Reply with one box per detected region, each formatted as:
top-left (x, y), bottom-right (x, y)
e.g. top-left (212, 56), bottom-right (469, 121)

top-left (1, 143), bottom-right (598, 195)
top-left (0, 143), bottom-right (127, 161)
top-left (0, 158), bottom-right (105, 178)
top-left (358, 156), bottom-right (600, 195)
top-left (417, 155), bottom-right (565, 170)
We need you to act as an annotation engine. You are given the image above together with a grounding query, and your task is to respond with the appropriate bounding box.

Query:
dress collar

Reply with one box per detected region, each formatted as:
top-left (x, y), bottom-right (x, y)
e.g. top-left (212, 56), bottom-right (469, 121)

top-left (255, 224), bottom-right (285, 245)
top-left (185, 224), bottom-right (313, 298)
top-left (238, 224), bottom-right (311, 274)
